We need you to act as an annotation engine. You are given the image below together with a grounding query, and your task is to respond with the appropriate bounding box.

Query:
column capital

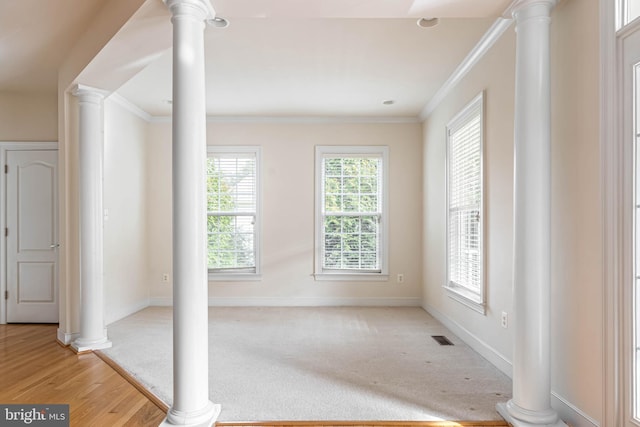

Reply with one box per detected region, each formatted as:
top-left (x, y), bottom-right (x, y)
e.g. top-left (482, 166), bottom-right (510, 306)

top-left (504, 0), bottom-right (557, 19)
top-left (163, 0), bottom-right (215, 21)
top-left (71, 84), bottom-right (109, 103)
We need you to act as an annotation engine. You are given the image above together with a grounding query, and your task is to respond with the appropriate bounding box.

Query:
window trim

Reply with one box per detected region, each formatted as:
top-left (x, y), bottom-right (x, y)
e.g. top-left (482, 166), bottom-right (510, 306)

top-left (206, 145), bottom-right (262, 281)
top-left (314, 145), bottom-right (389, 281)
top-left (444, 92), bottom-right (485, 313)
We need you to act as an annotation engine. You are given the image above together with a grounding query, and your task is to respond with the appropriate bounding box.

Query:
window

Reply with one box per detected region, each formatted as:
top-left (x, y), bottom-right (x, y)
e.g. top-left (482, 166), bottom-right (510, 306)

top-left (315, 146), bottom-right (389, 280)
top-left (620, 0), bottom-right (640, 29)
top-left (207, 146), bottom-right (260, 279)
top-left (445, 92), bottom-right (484, 312)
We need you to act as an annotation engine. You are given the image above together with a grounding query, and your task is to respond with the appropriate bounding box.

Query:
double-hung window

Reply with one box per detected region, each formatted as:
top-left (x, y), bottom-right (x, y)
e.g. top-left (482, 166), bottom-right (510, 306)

top-left (207, 146), bottom-right (261, 279)
top-left (315, 146), bottom-right (389, 280)
top-left (446, 92), bottom-right (484, 312)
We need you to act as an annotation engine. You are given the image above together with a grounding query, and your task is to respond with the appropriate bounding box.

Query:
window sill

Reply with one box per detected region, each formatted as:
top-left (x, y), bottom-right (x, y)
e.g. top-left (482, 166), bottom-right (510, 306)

top-left (444, 285), bottom-right (486, 315)
top-left (314, 273), bottom-right (389, 282)
top-left (208, 273), bottom-right (262, 282)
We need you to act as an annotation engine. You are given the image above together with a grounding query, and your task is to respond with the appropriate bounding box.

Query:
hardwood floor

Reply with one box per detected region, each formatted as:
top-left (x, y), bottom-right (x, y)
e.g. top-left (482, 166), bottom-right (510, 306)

top-left (0, 323), bottom-right (508, 427)
top-left (0, 323), bottom-right (166, 426)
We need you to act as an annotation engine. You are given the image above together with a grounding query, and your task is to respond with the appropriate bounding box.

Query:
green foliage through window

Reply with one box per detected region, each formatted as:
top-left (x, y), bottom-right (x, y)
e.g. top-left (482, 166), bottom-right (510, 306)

top-left (207, 153), bottom-right (257, 272)
top-left (322, 156), bottom-right (382, 271)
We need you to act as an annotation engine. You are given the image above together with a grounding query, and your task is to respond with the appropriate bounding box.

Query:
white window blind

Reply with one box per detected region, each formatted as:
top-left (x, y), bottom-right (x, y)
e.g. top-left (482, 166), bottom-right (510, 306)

top-left (315, 146), bottom-right (389, 279)
top-left (207, 148), bottom-right (259, 274)
top-left (446, 93), bottom-right (484, 308)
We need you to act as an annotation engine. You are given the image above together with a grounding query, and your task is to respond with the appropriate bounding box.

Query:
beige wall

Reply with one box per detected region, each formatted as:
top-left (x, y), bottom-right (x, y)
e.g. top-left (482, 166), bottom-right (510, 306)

top-left (0, 92), bottom-right (57, 141)
top-left (549, 0), bottom-right (602, 423)
top-left (103, 98), bottom-right (150, 324)
top-left (422, 26), bottom-right (516, 363)
top-left (422, 0), bottom-right (602, 425)
top-left (147, 121), bottom-right (424, 304)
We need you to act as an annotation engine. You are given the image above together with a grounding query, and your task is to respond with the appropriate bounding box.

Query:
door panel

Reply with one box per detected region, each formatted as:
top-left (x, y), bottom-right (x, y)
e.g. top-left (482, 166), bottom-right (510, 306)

top-left (6, 150), bottom-right (58, 323)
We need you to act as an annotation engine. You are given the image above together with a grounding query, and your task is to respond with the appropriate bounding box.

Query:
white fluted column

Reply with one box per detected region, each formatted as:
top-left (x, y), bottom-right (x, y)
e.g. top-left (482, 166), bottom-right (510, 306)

top-left (496, 1), bottom-right (566, 426)
top-left (71, 85), bottom-right (112, 353)
top-left (160, 0), bottom-right (219, 426)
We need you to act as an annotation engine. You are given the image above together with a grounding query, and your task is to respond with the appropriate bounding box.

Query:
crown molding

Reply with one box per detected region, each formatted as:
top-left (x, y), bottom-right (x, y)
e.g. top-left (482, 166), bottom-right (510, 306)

top-left (419, 17), bottom-right (513, 121)
top-left (148, 114), bottom-right (421, 124)
top-left (106, 93), bottom-right (153, 122)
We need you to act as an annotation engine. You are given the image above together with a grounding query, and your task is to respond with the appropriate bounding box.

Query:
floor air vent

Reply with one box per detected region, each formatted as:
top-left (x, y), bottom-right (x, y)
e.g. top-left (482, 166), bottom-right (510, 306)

top-left (431, 335), bottom-right (454, 345)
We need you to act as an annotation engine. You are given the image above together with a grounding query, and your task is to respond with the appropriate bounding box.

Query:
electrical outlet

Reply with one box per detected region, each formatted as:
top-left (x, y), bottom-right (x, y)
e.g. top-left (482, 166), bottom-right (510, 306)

top-left (501, 311), bottom-right (508, 328)
top-left (162, 273), bottom-right (169, 283)
top-left (397, 273), bottom-right (404, 283)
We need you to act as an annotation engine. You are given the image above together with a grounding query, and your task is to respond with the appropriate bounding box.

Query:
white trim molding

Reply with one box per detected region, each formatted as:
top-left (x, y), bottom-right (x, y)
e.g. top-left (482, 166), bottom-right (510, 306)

top-left (601, 0), bottom-right (623, 425)
top-left (423, 302), bottom-right (601, 427)
top-left (106, 93), bottom-right (153, 122)
top-left (56, 329), bottom-right (79, 346)
top-left (105, 298), bottom-right (150, 326)
top-left (419, 18), bottom-right (513, 120)
top-left (422, 303), bottom-right (512, 376)
top-left (552, 391), bottom-right (601, 427)
top-left (150, 296), bottom-right (422, 307)
top-left (149, 115), bottom-right (422, 124)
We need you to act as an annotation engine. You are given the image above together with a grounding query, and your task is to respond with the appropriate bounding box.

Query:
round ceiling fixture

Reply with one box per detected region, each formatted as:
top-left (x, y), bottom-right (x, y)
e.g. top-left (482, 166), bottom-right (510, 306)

top-left (207, 17), bottom-right (229, 28)
top-left (417, 18), bottom-right (439, 28)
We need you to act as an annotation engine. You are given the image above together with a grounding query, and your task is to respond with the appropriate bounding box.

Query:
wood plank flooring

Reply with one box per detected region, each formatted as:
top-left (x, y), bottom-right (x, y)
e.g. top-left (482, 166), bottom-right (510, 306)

top-left (0, 323), bottom-right (166, 426)
top-left (0, 323), bottom-right (508, 427)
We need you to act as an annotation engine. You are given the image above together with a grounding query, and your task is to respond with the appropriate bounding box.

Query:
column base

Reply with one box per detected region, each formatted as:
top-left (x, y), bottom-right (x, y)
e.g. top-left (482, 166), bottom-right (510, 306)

top-left (497, 401), bottom-right (567, 427)
top-left (160, 402), bottom-right (220, 427)
top-left (71, 337), bottom-right (112, 354)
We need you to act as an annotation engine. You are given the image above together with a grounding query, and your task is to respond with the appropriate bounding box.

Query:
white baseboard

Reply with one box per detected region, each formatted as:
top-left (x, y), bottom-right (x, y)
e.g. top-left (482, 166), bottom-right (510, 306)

top-left (149, 296), bottom-right (422, 307)
top-left (57, 328), bottom-right (79, 346)
top-left (551, 391), bottom-right (600, 427)
top-left (106, 298), bottom-right (150, 325)
top-left (422, 302), bottom-right (513, 377)
top-left (422, 302), bottom-right (601, 427)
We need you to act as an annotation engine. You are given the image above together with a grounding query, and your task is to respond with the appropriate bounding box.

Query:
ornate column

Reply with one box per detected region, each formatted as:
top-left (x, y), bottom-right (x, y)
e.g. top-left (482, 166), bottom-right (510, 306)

top-left (71, 85), bottom-right (112, 353)
top-left (160, 0), bottom-right (220, 426)
top-left (496, 1), bottom-right (566, 426)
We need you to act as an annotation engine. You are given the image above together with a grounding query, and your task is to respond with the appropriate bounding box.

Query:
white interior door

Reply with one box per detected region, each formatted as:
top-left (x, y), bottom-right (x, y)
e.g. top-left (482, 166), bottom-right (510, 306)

top-left (6, 149), bottom-right (58, 323)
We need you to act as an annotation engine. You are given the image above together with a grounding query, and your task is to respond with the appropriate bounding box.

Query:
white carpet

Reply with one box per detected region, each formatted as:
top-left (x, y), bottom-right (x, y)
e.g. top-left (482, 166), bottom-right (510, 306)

top-left (101, 306), bottom-right (511, 422)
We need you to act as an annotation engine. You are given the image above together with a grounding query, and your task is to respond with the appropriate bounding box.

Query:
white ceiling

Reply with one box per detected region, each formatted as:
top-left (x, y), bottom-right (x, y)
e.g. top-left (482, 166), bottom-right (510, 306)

top-left (0, 0), bottom-right (512, 118)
